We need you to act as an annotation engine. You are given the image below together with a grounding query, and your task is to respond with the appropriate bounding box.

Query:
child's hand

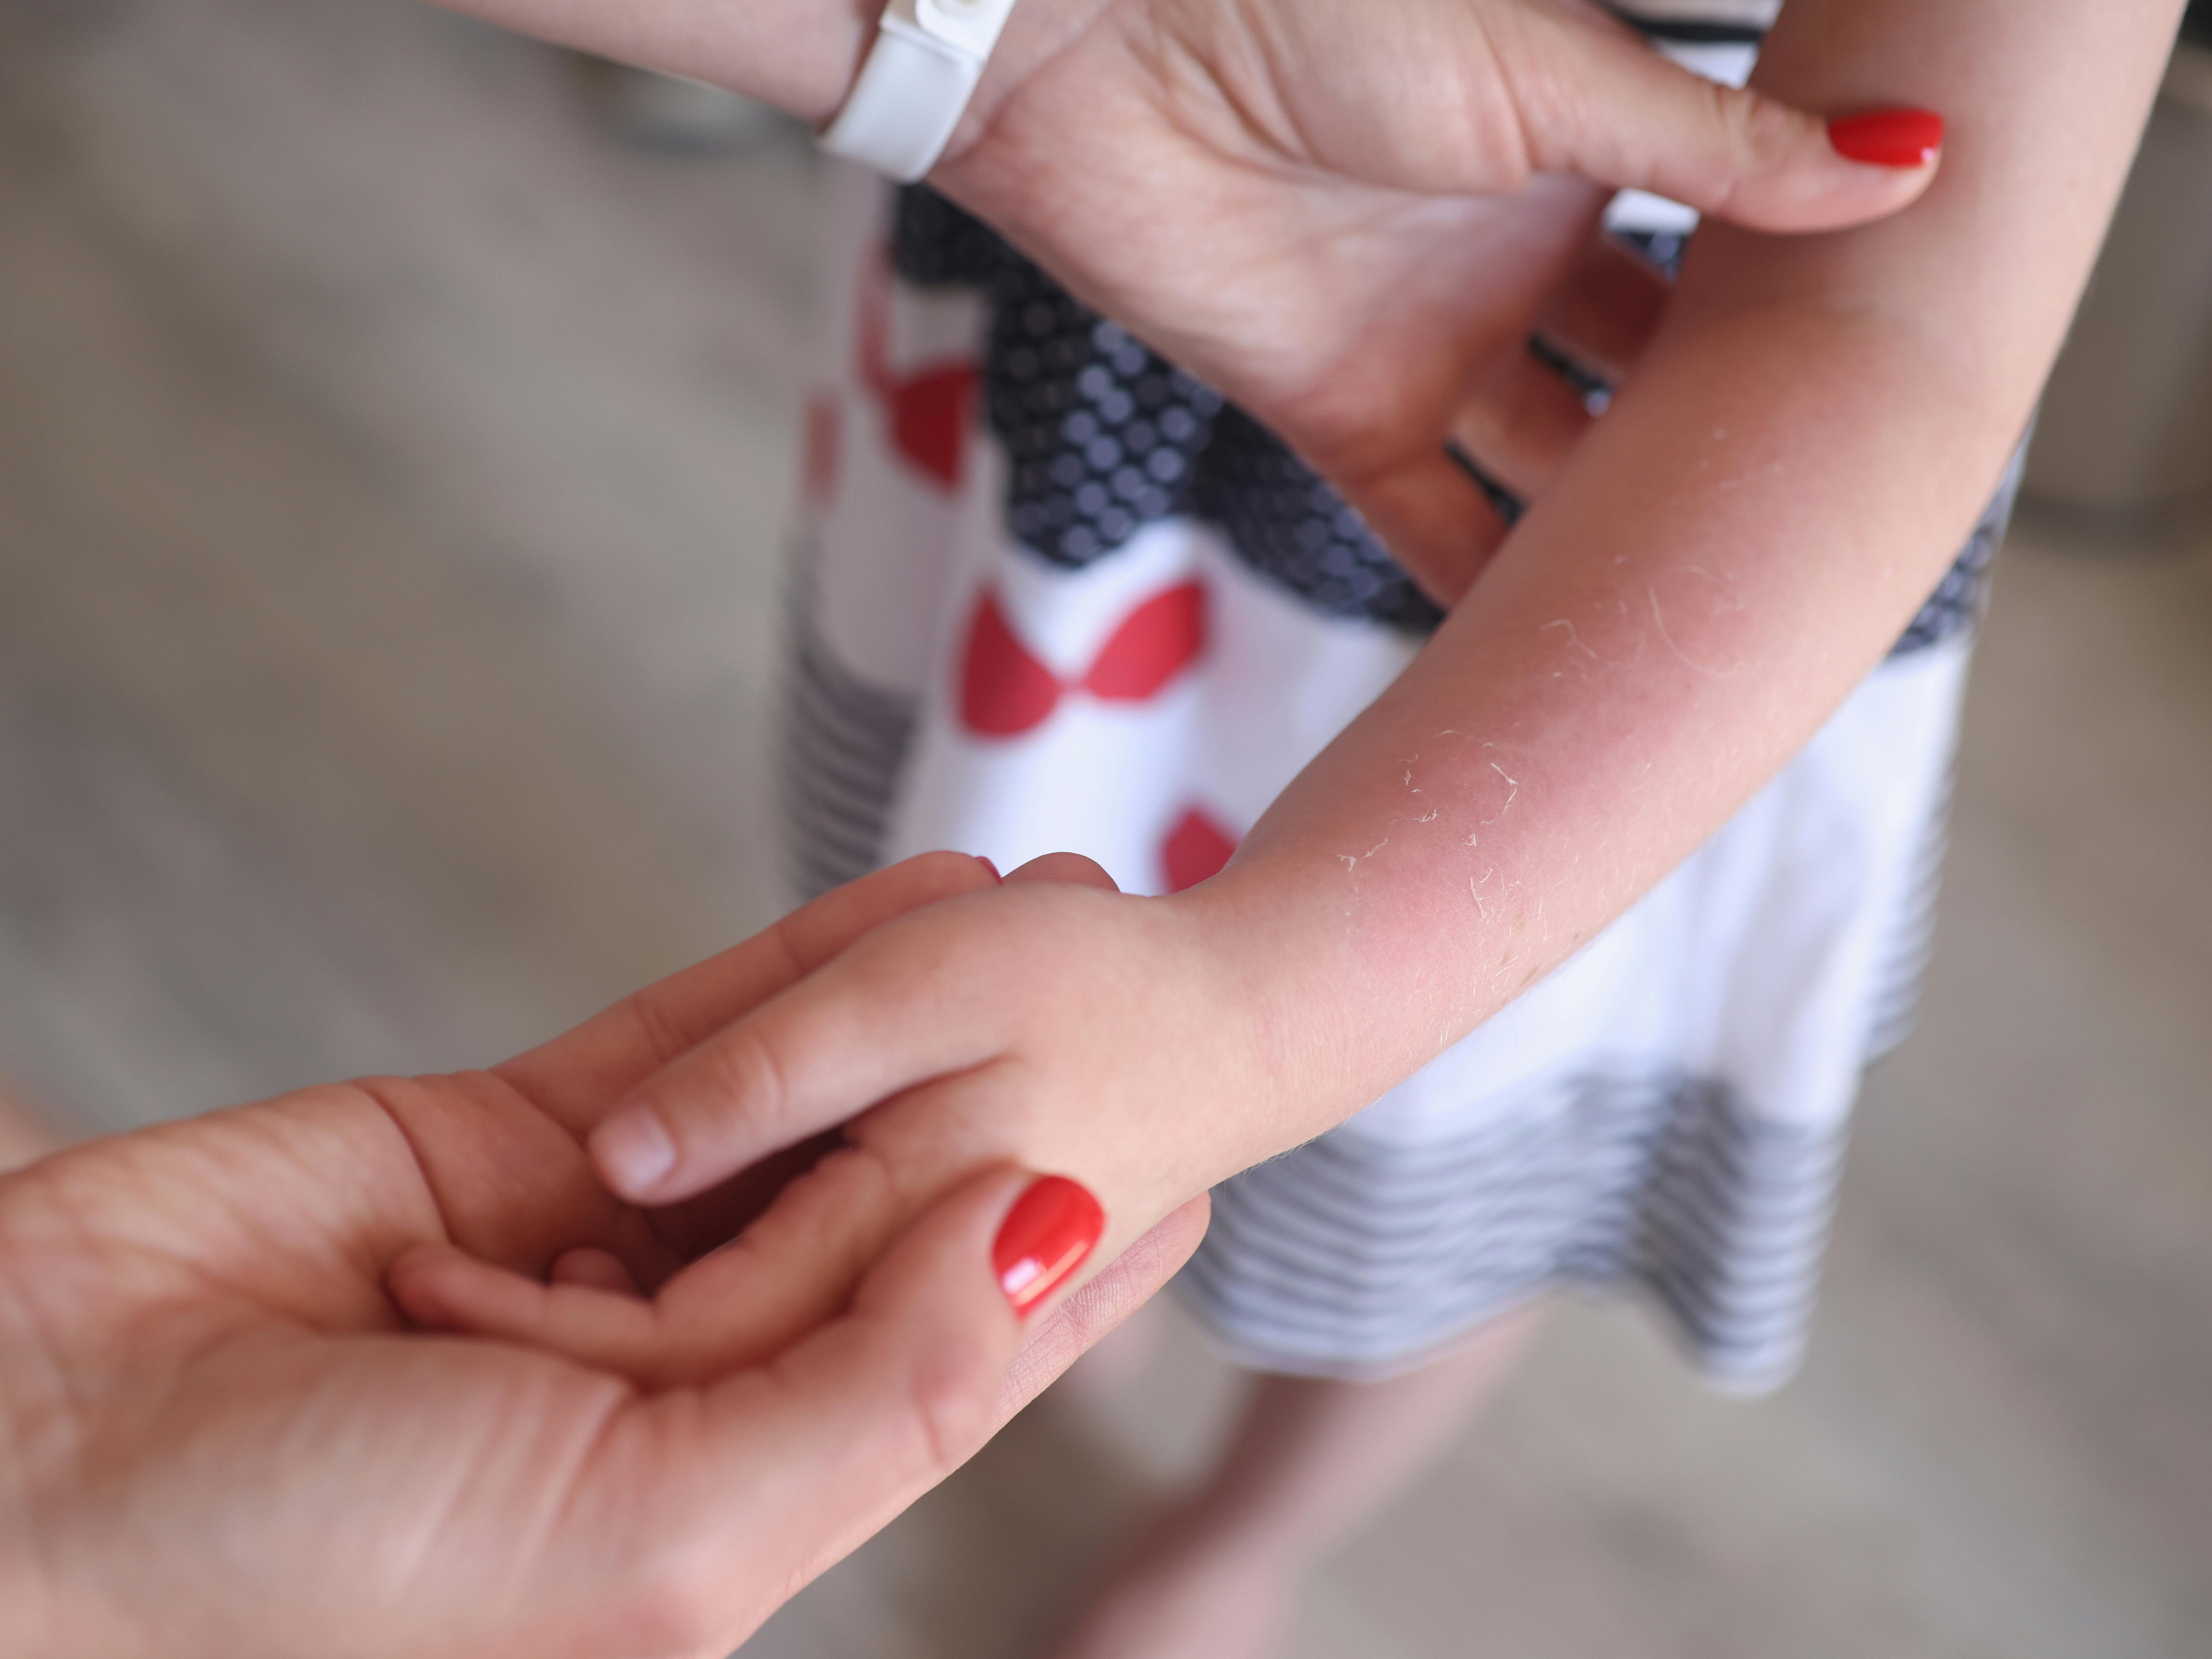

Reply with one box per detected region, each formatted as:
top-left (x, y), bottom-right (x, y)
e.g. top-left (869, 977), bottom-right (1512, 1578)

top-left (394, 856), bottom-right (1284, 1384)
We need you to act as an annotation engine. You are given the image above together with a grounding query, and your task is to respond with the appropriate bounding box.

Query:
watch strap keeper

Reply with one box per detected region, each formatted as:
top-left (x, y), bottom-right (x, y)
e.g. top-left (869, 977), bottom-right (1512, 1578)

top-left (820, 0), bottom-right (1020, 182)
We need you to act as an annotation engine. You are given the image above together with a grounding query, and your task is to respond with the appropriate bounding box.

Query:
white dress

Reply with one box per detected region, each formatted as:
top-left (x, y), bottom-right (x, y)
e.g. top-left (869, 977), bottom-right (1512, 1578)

top-left (780, 5), bottom-right (2020, 1391)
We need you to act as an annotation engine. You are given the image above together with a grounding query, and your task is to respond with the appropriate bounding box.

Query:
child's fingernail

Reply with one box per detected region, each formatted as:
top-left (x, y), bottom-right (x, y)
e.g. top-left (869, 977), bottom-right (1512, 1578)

top-left (976, 855), bottom-right (1002, 883)
top-left (993, 1175), bottom-right (1105, 1315)
top-left (592, 1109), bottom-right (676, 1195)
top-left (1827, 108), bottom-right (1944, 168)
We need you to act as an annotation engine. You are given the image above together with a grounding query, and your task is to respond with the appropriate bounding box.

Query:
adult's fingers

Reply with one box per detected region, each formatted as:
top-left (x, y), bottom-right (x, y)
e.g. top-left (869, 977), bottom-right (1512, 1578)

top-left (1000, 1193), bottom-right (1210, 1419)
top-left (540, 1167), bottom-right (1062, 1658)
top-left (392, 1162), bottom-right (1208, 1425)
top-left (1369, 236), bottom-right (1673, 604)
top-left (1533, 233), bottom-right (1672, 387)
top-left (669, 1171), bottom-right (1194, 1647)
top-left (496, 850), bottom-right (997, 1134)
top-left (1450, 345), bottom-right (1597, 505)
top-left (391, 1142), bottom-right (920, 1386)
top-left (1508, 1), bottom-right (1941, 233)
top-left (1342, 451), bottom-right (1517, 607)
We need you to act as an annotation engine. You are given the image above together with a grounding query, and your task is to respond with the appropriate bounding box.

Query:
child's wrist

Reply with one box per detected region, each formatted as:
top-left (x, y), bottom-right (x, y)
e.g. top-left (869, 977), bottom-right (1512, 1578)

top-left (1159, 865), bottom-right (1392, 1172)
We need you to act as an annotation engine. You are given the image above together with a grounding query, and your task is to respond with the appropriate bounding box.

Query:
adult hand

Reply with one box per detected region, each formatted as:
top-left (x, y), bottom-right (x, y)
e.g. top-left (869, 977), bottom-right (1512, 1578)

top-left (435, 0), bottom-right (1942, 603)
top-left (0, 853), bottom-right (1207, 1659)
top-left (935, 0), bottom-right (1944, 598)
top-left (389, 856), bottom-right (1231, 1391)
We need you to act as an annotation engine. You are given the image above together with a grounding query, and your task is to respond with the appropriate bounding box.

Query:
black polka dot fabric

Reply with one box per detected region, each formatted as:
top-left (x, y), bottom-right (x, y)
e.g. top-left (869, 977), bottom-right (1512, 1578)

top-left (983, 262), bottom-right (1224, 568)
top-left (892, 188), bottom-right (1441, 631)
top-left (891, 186), bottom-right (2004, 654)
top-left (891, 182), bottom-right (1013, 289)
top-left (1194, 408), bottom-right (1444, 631)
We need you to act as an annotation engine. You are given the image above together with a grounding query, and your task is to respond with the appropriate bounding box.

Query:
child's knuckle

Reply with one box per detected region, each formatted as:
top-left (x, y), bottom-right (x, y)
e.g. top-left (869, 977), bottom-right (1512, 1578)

top-left (697, 1031), bottom-right (792, 1143)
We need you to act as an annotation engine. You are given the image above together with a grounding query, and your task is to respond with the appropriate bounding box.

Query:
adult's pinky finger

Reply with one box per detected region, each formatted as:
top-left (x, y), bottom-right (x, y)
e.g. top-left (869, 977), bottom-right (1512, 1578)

top-left (1002, 1194), bottom-right (1210, 1419)
top-left (1449, 343), bottom-right (1599, 506)
top-left (388, 1144), bottom-right (912, 1388)
top-left (389, 1242), bottom-right (667, 1368)
top-left (1345, 449), bottom-right (1517, 608)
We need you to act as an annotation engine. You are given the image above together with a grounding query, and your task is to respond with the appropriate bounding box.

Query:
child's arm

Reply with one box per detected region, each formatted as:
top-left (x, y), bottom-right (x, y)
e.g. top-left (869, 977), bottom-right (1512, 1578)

top-left (1215, 0), bottom-right (2193, 1109)
top-left (397, 0), bottom-right (2185, 1373)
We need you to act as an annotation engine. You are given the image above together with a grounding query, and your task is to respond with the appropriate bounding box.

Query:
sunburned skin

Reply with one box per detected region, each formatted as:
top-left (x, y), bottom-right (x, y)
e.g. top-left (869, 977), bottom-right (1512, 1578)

top-left (1647, 564), bottom-right (1753, 679)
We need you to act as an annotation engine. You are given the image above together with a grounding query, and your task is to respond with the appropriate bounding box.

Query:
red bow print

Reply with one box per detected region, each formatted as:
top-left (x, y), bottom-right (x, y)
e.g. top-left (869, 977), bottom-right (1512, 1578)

top-left (858, 244), bottom-right (977, 492)
top-left (1161, 806), bottom-right (1238, 892)
top-left (959, 581), bottom-right (1208, 737)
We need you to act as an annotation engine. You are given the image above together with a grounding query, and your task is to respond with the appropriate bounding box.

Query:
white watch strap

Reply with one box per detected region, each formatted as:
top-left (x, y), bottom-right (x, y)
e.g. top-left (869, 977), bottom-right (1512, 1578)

top-left (820, 0), bottom-right (1020, 182)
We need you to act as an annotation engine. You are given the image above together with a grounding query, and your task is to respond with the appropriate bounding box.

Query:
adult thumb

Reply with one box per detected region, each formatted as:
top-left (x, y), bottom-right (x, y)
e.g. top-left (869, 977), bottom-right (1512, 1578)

top-left (1514, 3), bottom-right (1943, 233)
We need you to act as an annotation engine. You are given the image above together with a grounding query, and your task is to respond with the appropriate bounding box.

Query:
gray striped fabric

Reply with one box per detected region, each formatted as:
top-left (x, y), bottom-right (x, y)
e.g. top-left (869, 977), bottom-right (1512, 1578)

top-left (1863, 771), bottom-right (1953, 1061)
top-left (1179, 1075), bottom-right (1844, 1390)
top-left (777, 533), bottom-right (918, 902)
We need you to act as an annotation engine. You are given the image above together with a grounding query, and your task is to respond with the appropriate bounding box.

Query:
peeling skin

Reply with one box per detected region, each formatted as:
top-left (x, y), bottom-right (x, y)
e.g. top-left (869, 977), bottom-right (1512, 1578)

top-left (1646, 564), bottom-right (1750, 679)
top-left (1480, 761), bottom-right (1519, 824)
top-left (1540, 617), bottom-right (1600, 659)
top-left (1466, 864), bottom-right (1523, 932)
top-left (1338, 833), bottom-right (1392, 876)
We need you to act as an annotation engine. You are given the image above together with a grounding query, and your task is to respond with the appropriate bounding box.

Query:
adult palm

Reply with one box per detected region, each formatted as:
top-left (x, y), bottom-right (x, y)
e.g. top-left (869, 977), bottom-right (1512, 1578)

top-left (0, 854), bottom-right (1201, 1659)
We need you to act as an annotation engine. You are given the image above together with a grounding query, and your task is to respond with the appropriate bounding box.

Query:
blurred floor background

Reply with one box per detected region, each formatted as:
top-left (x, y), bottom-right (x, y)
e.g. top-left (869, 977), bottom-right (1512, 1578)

top-left (1, 2), bottom-right (2207, 1655)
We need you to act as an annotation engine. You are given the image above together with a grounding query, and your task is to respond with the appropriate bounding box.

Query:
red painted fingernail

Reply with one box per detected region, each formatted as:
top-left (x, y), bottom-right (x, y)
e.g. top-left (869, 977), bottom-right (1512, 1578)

top-left (993, 1175), bottom-right (1104, 1315)
top-left (1828, 108), bottom-right (1944, 169)
top-left (976, 855), bottom-right (1002, 883)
